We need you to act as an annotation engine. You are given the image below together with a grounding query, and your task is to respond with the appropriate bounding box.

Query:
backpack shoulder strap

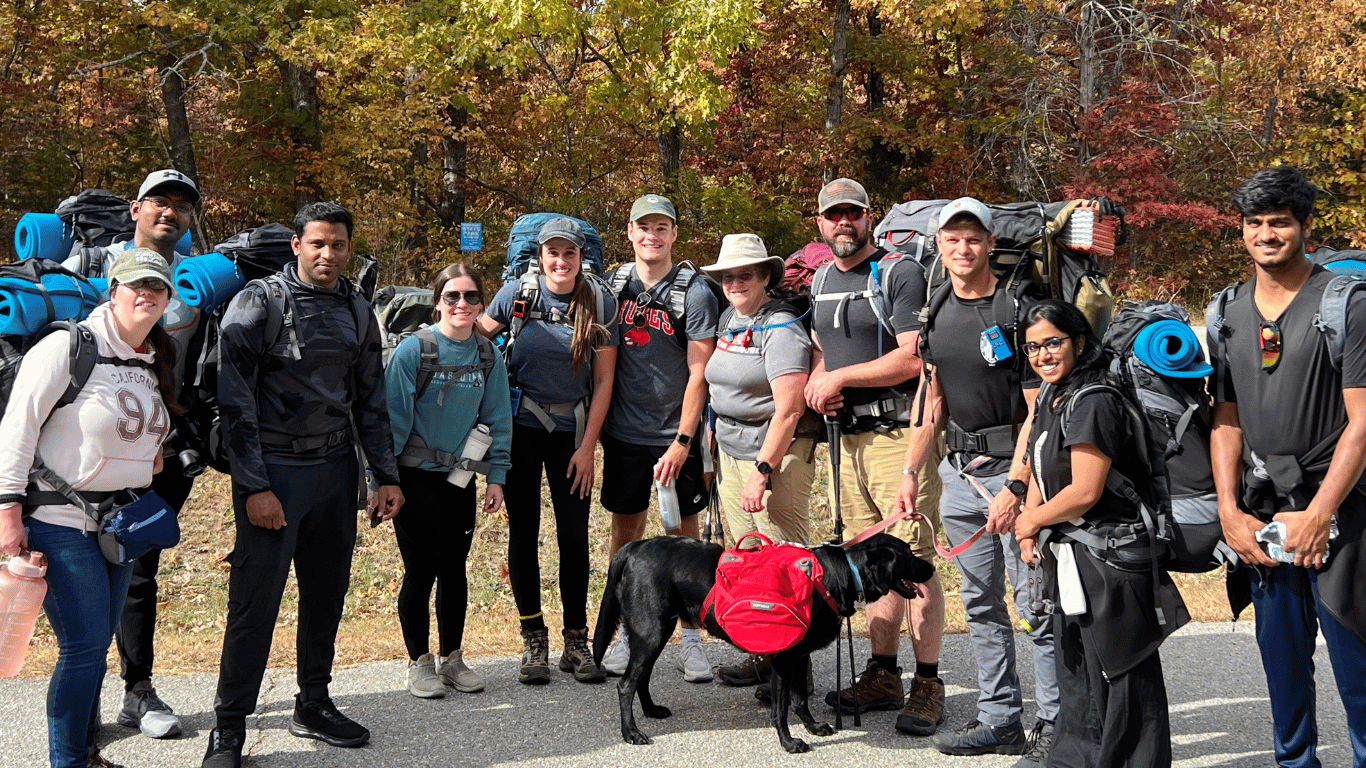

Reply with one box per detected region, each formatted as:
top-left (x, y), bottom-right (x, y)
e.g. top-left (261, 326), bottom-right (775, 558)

top-left (255, 274), bottom-right (298, 360)
top-left (413, 326), bottom-right (440, 400)
top-left (608, 263), bottom-right (633, 298)
top-left (1206, 281), bottom-right (1243, 402)
top-left (1315, 274), bottom-right (1366, 372)
top-left (669, 260), bottom-right (699, 320)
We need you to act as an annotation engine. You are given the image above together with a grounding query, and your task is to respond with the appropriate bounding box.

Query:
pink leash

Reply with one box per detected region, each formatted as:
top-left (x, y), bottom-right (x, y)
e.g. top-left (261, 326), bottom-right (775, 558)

top-left (842, 454), bottom-right (993, 559)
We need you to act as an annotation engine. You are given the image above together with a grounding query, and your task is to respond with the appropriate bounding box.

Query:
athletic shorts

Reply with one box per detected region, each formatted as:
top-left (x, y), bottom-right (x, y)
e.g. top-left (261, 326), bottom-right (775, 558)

top-left (601, 433), bottom-right (709, 516)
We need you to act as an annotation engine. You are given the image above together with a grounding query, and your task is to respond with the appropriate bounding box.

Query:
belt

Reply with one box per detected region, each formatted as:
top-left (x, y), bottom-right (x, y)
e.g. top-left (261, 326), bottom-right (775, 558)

top-left (258, 426), bottom-right (353, 454)
top-left (946, 419), bottom-right (1016, 457)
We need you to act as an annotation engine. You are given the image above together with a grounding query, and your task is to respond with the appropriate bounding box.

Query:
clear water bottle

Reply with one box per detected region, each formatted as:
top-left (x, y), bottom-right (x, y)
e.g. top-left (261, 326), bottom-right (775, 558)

top-left (0, 552), bottom-right (48, 678)
top-left (655, 479), bottom-right (681, 530)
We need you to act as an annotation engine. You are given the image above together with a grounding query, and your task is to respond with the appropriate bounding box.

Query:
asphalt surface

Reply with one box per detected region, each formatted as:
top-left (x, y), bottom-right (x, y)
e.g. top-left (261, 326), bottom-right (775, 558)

top-left (0, 620), bottom-right (1351, 767)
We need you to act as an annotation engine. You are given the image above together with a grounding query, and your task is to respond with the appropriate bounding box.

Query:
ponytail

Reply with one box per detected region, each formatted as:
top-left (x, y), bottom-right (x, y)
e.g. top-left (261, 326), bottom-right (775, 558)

top-left (145, 323), bottom-right (186, 415)
top-left (568, 273), bottom-right (608, 371)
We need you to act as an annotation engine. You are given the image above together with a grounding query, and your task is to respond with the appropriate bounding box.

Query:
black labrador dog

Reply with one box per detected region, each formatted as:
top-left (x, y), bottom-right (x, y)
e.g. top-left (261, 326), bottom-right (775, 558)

top-left (592, 532), bottom-right (935, 753)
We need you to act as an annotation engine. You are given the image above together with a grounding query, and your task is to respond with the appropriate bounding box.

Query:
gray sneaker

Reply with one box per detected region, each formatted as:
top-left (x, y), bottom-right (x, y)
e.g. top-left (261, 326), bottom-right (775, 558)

top-left (675, 639), bottom-right (713, 683)
top-left (116, 681), bottom-right (182, 739)
top-left (602, 625), bottom-right (630, 677)
top-left (407, 653), bottom-right (447, 698)
top-left (438, 649), bottom-right (486, 693)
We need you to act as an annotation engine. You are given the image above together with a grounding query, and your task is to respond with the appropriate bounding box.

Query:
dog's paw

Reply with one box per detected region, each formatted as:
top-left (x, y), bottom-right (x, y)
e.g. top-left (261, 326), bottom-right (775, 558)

top-left (781, 738), bottom-right (812, 753)
top-left (643, 704), bottom-right (672, 719)
top-left (805, 721), bottom-right (835, 736)
top-left (624, 729), bottom-right (653, 745)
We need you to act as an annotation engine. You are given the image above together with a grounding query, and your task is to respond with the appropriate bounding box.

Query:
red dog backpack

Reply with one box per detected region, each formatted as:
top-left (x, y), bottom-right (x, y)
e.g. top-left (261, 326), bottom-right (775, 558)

top-left (702, 533), bottom-right (839, 654)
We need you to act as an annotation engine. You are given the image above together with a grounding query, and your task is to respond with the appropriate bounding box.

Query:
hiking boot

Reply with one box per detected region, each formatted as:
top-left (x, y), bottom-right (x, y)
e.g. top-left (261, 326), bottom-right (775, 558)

top-left (718, 654), bottom-right (770, 687)
top-left (116, 680), bottom-right (182, 739)
top-left (895, 675), bottom-right (947, 736)
top-left (1010, 719), bottom-right (1055, 768)
top-left (823, 659), bottom-right (904, 714)
top-left (754, 658), bottom-right (814, 705)
top-left (200, 728), bottom-right (244, 768)
top-left (519, 627), bottom-right (551, 685)
top-left (559, 627), bottom-right (607, 683)
top-left (675, 639), bottom-right (713, 683)
top-left (407, 653), bottom-right (447, 699)
top-left (931, 719), bottom-right (1027, 756)
top-left (438, 649), bottom-right (486, 693)
top-left (288, 695), bottom-right (371, 747)
top-left (602, 625), bottom-right (629, 677)
top-left (87, 752), bottom-right (125, 768)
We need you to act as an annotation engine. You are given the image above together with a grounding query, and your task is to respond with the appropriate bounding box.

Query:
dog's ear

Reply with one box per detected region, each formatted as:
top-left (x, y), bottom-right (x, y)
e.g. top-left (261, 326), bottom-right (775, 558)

top-left (858, 546), bottom-right (900, 601)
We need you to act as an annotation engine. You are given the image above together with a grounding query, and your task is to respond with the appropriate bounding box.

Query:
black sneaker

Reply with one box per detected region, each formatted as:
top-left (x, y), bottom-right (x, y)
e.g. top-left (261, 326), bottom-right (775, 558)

top-left (288, 695), bottom-right (371, 748)
top-left (931, 719), bottom-right (1027, 756)
top-left (116, 680), bottom-right (182, 739)
top-left (1010, 719), bottom-right (1055, 768)
top-left (200, 728), bottom-right (244, 768)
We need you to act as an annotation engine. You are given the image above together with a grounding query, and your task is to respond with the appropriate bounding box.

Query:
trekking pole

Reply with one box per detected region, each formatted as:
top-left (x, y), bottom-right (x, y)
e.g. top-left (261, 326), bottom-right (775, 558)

top-left (825, 415), bottom-right (859, 728)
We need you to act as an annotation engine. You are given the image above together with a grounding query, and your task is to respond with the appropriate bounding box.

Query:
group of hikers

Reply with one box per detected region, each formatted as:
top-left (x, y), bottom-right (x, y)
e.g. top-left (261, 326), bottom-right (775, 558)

top-left (0, 164), bottom-right (1362, 768)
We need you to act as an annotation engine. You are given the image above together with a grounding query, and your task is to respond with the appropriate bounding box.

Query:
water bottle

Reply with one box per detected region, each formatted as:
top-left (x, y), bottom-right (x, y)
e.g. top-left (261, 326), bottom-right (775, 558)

top-left (1256, 518), bottom-right (1340, 565)
top-left (447, 424), bottom-right (494, 488)
top-left (0, 552), bottom-right (48, 678)
top-left (655, 480), bottom-right (682, 530)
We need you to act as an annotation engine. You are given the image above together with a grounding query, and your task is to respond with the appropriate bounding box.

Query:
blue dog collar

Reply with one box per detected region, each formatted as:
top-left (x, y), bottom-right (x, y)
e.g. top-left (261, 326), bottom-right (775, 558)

top-left (844, 551), bottom-right (864, 602)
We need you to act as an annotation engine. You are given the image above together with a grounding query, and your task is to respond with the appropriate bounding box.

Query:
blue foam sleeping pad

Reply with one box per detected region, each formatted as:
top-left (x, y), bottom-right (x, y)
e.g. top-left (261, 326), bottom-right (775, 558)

top-left (174, 252), bottom-right (245, 311)
top-left (0, 272), bottom-right (103, 336)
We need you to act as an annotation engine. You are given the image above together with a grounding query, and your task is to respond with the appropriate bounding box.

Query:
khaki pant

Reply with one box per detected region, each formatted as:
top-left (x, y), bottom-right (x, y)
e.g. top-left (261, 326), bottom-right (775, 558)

top-left (716, 438), bottom-right (817, 546)
top-left (828, 427), bottom-right (944, 560)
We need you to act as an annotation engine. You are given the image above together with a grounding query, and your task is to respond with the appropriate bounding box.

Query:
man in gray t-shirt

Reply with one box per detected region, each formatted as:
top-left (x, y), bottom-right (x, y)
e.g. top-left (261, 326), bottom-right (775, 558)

top-left (599, 194), bottom-right (719, 683)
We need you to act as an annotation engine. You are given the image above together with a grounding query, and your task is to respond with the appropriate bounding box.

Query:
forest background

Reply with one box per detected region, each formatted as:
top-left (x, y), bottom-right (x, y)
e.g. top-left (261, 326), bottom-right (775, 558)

top-left (4, 0), bottom-right (1366, 302)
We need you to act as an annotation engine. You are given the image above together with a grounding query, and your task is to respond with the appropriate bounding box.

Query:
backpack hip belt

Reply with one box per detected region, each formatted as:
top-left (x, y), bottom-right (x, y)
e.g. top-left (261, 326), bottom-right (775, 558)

top-left (946, 419), bottom-right (1016, 458)
top-left (396, 434), bottom-right (491, 475)
top-left (258, 426), bottom-right (352, 454)
top-left (21, 487), bottom-right (117, 508)
top-left (848, 393), bottom-right (911, 424)
top-left (716, 413), bottom-right (769, 429)
top-left (519, 395), bottom-right (588, 449)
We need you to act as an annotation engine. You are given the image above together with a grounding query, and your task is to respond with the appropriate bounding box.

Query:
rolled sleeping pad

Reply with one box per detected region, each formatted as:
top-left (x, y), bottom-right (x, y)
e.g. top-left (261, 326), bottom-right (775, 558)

top-left (176, 229), bottom-right (192, 257)
top-left (1323, 259), bottom-right (1366, 277)
top-left (0, 271), bottom-right (103, 336)
top-left (13, 213), bottom-right (74, 262)
top-left (175, 252), bottom-right (245, 311)
top-left (88, 277), bottom-right (109, 299)
top-left (1132, 319), bottom-right (1213, 378)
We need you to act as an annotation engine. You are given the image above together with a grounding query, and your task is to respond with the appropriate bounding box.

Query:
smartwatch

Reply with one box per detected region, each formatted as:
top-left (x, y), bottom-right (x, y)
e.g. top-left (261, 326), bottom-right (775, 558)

top-left (675, 432), bottom-right (693, 447)
top-left (755, 460), bottom-right (774, 475)
top-left (1005, 479), bottom-right (1028, 498)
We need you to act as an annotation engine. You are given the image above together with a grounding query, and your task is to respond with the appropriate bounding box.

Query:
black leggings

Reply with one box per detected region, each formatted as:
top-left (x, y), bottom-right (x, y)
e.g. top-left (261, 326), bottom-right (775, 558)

top-left (505, 423), bottom-right (592, 631)
top-left (394, 466), bottom-right (477, 660)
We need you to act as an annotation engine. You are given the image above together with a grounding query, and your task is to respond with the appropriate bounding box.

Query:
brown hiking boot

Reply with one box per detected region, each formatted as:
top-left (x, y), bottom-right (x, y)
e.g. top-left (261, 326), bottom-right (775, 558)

top-left (519, 627), bottom-right (550, 685)
top-left (823, 659), bottom-right (904, 714)
top-left (718, 654), bottom-right (771, 687)
top-left (559, 627), bottom-right (606, 683)
top-left (895, 675), bottom-right (946, 735)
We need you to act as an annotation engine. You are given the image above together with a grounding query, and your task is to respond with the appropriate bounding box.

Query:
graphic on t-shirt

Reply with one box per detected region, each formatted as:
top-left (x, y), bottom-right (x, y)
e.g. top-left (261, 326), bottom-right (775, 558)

top-left (619, 297), bottom-right (675, 347)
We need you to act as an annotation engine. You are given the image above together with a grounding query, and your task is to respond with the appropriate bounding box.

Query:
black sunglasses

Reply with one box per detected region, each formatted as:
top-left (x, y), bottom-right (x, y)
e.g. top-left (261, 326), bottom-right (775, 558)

top-left (441, 290), bottom-right (483, 306)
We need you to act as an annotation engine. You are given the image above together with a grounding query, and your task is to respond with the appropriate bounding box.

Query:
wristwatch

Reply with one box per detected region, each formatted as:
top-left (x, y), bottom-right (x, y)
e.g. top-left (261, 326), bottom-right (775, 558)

top-left (675, 432), bottom-right (693, 447)
top-left (1005, 479), bottom-right (1028, 498)
top-left (755, 460), bottom-right (774, 475)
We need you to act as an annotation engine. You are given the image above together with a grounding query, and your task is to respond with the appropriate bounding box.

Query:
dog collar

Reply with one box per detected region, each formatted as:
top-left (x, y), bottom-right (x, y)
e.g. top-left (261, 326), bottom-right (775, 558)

top-left (844, 550), bottom-right (865, 602)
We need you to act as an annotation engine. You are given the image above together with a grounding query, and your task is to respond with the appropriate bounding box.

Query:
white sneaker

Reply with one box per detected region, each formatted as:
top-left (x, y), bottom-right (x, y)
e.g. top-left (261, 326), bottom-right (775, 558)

top-left (677, 640), bottom-right (713, 683)
top-left (602, 629), bottom-right (630, 677)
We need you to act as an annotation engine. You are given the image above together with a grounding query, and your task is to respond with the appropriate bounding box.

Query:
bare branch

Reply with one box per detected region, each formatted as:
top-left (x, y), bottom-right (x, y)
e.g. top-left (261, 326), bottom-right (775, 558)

top-left (73, 32), bottom-right (209, 76)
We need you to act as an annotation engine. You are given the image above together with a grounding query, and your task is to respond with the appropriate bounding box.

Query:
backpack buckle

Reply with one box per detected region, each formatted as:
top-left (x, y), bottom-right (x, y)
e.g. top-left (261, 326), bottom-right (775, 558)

top-left (511, 299), bottom-right (528, 319)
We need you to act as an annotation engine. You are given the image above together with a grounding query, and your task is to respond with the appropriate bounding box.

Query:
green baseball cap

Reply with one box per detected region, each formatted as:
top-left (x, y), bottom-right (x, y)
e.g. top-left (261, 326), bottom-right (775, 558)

top-left (109, 247), bottom-right (173, 289)
top-left (629, 194), bottom-right (677, 223)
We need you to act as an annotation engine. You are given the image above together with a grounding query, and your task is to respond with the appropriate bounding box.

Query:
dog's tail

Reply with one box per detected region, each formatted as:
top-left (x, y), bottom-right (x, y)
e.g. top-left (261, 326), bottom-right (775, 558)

top-left (592, 544), bottom-right (630, 665)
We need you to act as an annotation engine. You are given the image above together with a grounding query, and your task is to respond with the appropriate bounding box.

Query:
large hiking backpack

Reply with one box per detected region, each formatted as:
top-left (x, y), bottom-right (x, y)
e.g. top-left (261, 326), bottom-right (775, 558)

top-left (501, 213), bottom-right (605, 284)
top-left (372, 285), bottom-right (435, 365)
top-left (876, 197), bottom-right (1123, 336)
top-left (1309, 245), bottom-right (1366, 276)
top-left (607, 260), bottom-right (722, 347)
top-left (700, 533), bottom-right (839, 654)
top-left (809, 250), bottom-right (924, 344)
top-left (1101, 301), bottom-right (1234, 573)
top-left (55, 190), bottom-right (136, 274)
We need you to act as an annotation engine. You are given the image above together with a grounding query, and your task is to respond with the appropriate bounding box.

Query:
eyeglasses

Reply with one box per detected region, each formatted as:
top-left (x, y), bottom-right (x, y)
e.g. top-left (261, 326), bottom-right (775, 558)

top-left (441, 290), bottom-right (483, 306)
top-left (721, 271), bottom-right (757, 284)
top-left (117, 278), bottom-right (170, 295)
top-left (1260, 320), bottom-right (1282, 371)
top-left (821, 207), bottom-right (866, 223)
top-left (141, 196), bottom-right (195, 217)
top-left (1023, 336), bottom-right (1068, 357)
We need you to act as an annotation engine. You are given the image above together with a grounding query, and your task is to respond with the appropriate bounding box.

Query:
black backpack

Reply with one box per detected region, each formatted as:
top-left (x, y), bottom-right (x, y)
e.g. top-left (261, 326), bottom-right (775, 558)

top-left (54, 190), bottom-right (136, 275)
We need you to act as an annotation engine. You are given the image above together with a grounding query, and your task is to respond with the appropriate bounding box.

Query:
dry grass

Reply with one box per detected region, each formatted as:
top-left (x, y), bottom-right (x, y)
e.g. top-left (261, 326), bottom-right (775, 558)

top-left (15, 445), bottom-right (1239, 679)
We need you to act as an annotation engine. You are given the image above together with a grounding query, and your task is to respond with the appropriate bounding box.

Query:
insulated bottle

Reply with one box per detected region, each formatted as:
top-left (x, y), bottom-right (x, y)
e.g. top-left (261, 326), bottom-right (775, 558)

top-left (448, 424), bottom-right (494, 488)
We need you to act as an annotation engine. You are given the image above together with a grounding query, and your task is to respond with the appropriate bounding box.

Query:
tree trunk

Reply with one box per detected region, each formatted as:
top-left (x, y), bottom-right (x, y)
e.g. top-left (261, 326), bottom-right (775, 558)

top-left (1077, 0), bottom-right (1098, 169)
top-left (863, 9), bottom-right (900, 197)
top-left (439, 104), bottom-right (468, 227)
top-left (825, 0), bottom-right (850, 182)
top-left (658, 119), bottom-right (681, 196)
top-left (156, 40), bottom-right (205, 250)
top-left (278, 59), bottom-right (324, 208)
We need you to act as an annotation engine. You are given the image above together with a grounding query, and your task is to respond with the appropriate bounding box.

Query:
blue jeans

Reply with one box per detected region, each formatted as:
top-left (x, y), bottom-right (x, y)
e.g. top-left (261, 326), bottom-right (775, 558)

top-left (1249, 563), bottom-right (1366, 768)
top-left (27, 520), bottom-right (133, 768)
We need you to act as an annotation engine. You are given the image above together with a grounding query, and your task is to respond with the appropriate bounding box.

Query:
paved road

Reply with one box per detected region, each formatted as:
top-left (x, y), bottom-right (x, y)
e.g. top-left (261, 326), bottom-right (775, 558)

top-left (0, 621), bottom-right (1351, 767)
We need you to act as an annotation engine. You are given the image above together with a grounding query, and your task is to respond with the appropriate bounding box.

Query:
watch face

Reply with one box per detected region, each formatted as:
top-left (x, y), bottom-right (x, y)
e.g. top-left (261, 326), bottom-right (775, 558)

top-left (756, 461), bottom-right (773, 475)
top-left (1007, 479), bottom-right (1027, 497)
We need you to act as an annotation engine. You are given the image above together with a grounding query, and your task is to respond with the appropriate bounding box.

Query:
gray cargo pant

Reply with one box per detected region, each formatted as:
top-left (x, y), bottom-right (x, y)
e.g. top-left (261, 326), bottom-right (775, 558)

top-left (938, 457), bottom-right (1060, 728)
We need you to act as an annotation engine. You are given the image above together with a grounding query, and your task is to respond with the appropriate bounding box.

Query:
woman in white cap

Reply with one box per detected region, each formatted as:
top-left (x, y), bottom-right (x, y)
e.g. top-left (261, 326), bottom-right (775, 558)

top-left (478, 216), bottom-right (617, 686)
top-left (0, 247), bottom-right (178, 768)
top-left (702, 234), bottom-right (817, 685)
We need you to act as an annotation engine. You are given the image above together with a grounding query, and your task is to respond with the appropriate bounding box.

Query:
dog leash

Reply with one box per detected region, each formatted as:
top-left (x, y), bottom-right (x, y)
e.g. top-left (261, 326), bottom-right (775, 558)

top-left (842, 455), bottom-right (994, 558)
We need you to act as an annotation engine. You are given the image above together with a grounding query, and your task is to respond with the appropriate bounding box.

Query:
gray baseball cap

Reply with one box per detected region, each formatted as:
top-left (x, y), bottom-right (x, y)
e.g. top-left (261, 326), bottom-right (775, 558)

top-left (537, 216), bottom-right (586, 248)
top-left (818, 178), bottom-right (870, 214)
top-left (629, 194), bottom-right (677, 223)
top-left (137, 169), bottom-right (200, 205)
top-left (938, 197), bottom-right (993, 230)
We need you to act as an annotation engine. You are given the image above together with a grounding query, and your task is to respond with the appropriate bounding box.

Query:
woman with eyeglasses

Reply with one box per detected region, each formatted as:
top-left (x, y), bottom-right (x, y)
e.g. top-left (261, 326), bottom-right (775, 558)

top-left (0, 249), bottom-right (179, 768)
top-left (1013, 300), bottom-right (1185, 768)
top-left (479, 217), bottom-right (617, 686)
top-left (381, 262), bottom-right (513, 698)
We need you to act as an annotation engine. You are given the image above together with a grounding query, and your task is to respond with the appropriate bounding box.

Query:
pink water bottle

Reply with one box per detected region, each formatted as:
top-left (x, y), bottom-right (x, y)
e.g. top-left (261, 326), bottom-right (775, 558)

top-left (0, 551), bottom-right (48, 678)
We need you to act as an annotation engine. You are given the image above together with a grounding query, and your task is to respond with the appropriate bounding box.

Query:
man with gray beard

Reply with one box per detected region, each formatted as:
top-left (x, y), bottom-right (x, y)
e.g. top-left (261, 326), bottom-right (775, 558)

top-left (804, 178), bottom-right (949, 737)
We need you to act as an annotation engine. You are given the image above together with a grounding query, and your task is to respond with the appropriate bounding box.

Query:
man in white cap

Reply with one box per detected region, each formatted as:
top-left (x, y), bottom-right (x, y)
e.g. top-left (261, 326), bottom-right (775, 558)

top-left (805, 177), bottom-right (948, 737)
top-left (897, 197), bottom-right (1058, 764)
top-left (600, 193), bottom-right (720, 683)
top-left (63, 168), bottom-right (203, 740)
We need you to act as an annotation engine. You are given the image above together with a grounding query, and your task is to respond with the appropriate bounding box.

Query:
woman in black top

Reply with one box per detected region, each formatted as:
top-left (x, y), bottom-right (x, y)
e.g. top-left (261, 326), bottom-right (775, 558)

top-left (1014, 300), bottom-right (1184, 768)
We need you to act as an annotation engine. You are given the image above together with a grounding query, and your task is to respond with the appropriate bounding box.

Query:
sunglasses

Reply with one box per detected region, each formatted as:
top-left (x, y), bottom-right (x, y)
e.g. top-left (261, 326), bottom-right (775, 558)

top-left (441, 290), bottom-right (483, 306)
top-left (1023, 336), bottom-right (1068, 357)
top-left (721, 271), bottom-right (758, 284)
top-left (821, 207), bottom-right (867, 223)
top-left (1260, 320), bottom-right (1282, 371)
